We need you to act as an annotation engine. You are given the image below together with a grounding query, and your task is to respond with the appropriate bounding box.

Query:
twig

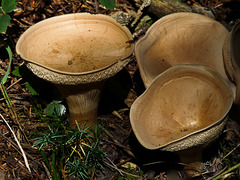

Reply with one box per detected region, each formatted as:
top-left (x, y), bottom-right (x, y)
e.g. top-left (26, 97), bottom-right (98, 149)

top-left (104, 139), bottom-right (131, 150)
top-left (103, 127), bottom-right (135, 158)
top-left (0, 132), bottom-right (39, 163)
top-left (214, 3), bottom-right (223, 9)
top-left (94, 0), bottom-right (99, 13)
top-left (104, 160), bottom-right (141, 178)
top-left (0, 82), bottom-right (30, 144)
top-left (116, 157), bottom-right (132, 167)
top-left (42, 161), bottom-right (53, 180)
top-left (131, 0), bottom-right (151, 27)
top-left (213, 163), bottom-right (240, 180)
top-left (206, 166), bottom-right (227, 180)
top-left (112, 110), bottom-right (123, 120)
top-left (106, 156), bottom-right (123, 176)
top-left (6, 78), bottom-right (23, 91)
top-left (222, 142), bottom-right (240, 161)
top-left (0, 113), bottom-right (31, 172)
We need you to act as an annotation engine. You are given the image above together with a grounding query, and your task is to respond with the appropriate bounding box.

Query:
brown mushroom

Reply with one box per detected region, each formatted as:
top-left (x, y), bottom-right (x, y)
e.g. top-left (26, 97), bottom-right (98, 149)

top-left (135, 12), bottom-right (236, 97)
top-left (16, 13), bottom-right (134, 127)
top-left (223, 21), bottom-right (240, 106)
top-left (130, 64), bottom-right (233, 175)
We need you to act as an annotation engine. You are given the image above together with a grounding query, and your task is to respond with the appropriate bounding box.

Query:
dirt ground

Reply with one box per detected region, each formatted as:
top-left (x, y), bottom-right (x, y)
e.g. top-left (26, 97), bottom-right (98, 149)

top-left (0, 0), bottom-right (240, 179)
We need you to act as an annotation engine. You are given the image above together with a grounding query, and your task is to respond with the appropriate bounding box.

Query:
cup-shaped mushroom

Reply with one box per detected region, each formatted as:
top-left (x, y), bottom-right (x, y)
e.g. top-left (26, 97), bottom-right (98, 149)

top-left (223, 21), bottom-right (240, 106)
top-left (130, 64), bottom-right (233, 174)
top-left (135, 12), bottom-right (236, 98)
top-left (16, 13), bottom-right (134, 127)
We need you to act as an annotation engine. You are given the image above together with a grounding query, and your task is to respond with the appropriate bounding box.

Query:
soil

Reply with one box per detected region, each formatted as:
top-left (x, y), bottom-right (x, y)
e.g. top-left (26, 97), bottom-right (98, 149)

top-left (0, 0), bottom-right (240, 179)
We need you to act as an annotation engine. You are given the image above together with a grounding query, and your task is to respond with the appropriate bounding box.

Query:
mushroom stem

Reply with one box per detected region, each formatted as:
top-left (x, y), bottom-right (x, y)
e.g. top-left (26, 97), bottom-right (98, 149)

top-left (176, 148), bottom-right (204, 176)
top-left (56, 81), bottom-right (105, 128)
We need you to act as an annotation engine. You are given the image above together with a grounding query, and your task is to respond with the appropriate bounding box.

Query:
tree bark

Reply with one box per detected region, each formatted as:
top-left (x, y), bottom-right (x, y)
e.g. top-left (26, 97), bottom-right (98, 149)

top-left (148, 0), bottom-right (192, 17)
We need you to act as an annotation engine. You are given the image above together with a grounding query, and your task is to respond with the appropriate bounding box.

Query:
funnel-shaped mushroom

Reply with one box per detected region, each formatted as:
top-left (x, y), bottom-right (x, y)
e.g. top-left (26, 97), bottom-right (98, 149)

top-left (223, 21), bottom-right (240, 106)
top-left (135, 12), bottom-right (236, 97)
top-left (16, 13), bottom-right (134, 127)
top-left (130, 64), bottom-right (233, 174)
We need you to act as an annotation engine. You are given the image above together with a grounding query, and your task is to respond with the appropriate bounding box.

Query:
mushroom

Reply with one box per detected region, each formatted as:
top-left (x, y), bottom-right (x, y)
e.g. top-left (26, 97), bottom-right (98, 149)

top-left (135, 12), bottom-right (236, 97)
top-left (130, 64), bottom-right (233, 175)
top-left (223, 21), bottom-right (240, 106)
top-left (16, 13), bottom-right (134, 127)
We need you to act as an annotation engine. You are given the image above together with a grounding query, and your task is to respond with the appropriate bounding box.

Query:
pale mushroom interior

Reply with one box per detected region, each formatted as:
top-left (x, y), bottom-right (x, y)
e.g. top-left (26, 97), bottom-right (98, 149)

top-left (136, 13), bottom-right (229, 88)
top-left (131, 72), bottom-right (232, 149)
top-left (17, 14), bottom-right (133, 73)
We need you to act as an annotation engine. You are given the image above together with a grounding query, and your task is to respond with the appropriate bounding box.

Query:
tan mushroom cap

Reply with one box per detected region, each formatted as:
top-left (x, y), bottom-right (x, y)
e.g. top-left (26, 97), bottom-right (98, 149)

top-left (16, 13), bottom-right (134, 85)
top-left (223, 21), bottom-right (240, 105)
top-left (130, 65), bottom-right (233, 151)
top-left (135, 12), bottom-right (236, 97)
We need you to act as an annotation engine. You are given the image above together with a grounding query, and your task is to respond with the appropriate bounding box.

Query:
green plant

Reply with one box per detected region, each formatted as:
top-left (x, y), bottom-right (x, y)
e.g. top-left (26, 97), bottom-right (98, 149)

top-left (0, 0), bottom-right (20, 118)
top-left (66, 157), bottom-right (90, 179)
top-left (0, 0), bottom-right (31, 144)
top-left (215, 141), bottom-right (240, 179)
top-left (213, 162), bottom-right (240, 180)
top-left (0, 46), bottom-right (16, 119)
top-left (98, 0), bottom-right (116, 10)
top-left (32, 100), bottom-right (106, 179)
top-left (0, 0), bottom-right (18, 33)
top-left (12, 66), bottom-right (39, 95)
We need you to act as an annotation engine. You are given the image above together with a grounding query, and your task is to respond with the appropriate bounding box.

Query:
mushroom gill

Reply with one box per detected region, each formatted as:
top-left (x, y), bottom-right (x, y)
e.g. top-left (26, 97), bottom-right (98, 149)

top-left (16, 13), bottom-right (134, 127)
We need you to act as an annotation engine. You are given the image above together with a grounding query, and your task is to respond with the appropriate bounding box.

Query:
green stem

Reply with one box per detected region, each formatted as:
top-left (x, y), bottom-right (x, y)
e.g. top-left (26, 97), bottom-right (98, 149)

top-left (213, 162), bottom-right (240, 180)
top-left (0, 82), bottom-right (14, 117)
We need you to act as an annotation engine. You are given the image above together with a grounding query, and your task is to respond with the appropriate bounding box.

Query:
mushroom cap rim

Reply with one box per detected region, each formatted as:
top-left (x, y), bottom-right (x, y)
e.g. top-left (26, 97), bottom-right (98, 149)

top-left (16, 12), bottom-right (134, 76)
top-left (135, 12), bottom-right (229, 88)
top-left (19, 56), bottom-right (132, 76)
top-left (130, 64), bottom-right (233, 150)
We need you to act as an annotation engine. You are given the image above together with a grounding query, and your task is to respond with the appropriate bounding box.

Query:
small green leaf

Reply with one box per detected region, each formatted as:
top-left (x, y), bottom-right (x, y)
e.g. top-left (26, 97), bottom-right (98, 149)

top-left (98, 0), bottom-right (116, 10)
top-left (12, 66), bottom-right (22, 77)
top-left (12, 67), bottom-right (38, 95)
top-left (26, 82), bottom-right (38, 95)
top-left (2, 46), bottom-right (12, 84)
top-left (1, 0), bottom-right (18, 13)
top-left (0, 14), bottom-right (11, 33)
top-left (45, 100), bottom-right (66, 117)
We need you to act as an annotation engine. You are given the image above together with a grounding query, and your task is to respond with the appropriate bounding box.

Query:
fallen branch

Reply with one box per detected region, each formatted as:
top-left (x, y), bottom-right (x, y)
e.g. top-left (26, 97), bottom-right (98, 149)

top-left (130, 0), bottom-right (214, 19)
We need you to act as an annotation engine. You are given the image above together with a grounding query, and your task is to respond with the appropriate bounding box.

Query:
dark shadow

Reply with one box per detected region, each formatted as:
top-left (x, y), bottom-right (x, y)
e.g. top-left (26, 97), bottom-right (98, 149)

top-left (229, 104), bottom-right (240, 123)
top-left (132, 68), bottom-right (146, 96)
top-left (19, 64), bottom-right (63, 106)
top-left (222, 1), bottom-right (240, 23)
top-left (98, 68), bottom-right (132, 115)
top-left (128, 131), bottom-right (182, 175)
top-left (202, 136), bottom-right (222, 163)
top-left (20, 64), bottom-right (133, 114)
top-left (129, 130), bottom-right (229, 179)
top-left (0, 45), bottom-right (9, 60)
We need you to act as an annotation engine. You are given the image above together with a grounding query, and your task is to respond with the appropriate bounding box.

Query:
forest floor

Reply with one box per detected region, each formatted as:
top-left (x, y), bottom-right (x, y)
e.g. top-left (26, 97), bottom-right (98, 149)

top-left (0, 0), bottom-right (240, 179)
